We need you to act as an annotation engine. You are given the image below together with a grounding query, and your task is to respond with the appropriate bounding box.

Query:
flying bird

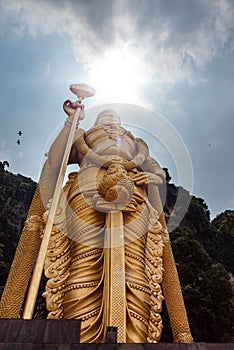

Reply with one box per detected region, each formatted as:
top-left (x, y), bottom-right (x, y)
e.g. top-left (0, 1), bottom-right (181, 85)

top-left (16, 139), bottom-right (21, 145)
top-left (18, 131), bottom-right (22, 136)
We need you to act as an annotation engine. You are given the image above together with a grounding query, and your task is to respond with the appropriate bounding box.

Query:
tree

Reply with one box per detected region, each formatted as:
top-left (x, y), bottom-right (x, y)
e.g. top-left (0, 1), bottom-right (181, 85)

top-left (0, 161), bottom-right (9, 172)
top-left (211, 211), bottom-right (234, 274)
top-left (169, 227), bottom-right (234, 342)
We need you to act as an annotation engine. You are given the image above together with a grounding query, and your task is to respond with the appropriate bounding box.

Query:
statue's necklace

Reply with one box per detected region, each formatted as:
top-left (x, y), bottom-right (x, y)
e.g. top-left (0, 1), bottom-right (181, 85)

top-left (103, 125), bottom-right (126, 140)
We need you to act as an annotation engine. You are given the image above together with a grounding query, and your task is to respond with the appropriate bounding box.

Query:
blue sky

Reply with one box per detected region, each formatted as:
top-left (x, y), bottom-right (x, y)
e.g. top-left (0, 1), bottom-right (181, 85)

top-left (0, 0), bottom-right (234, 219)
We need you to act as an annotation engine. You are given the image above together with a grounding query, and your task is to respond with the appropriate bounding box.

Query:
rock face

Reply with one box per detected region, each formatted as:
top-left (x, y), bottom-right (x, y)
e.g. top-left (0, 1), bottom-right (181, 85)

top-left (0, 164), bottom-right (233, 342)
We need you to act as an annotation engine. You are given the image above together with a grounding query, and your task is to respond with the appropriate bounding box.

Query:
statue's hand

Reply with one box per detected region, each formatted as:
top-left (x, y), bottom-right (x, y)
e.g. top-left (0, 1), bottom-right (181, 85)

top-left (131, 172), bottom-right (164, 185)
top-left (64, 101), bottom-right (85, 129)
top-left (63, 99), bottom-right (85, 120)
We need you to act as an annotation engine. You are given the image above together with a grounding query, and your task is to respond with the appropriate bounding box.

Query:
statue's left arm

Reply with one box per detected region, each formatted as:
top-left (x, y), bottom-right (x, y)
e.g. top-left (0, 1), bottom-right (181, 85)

top-left (130, 138), bottom-right (166, 186)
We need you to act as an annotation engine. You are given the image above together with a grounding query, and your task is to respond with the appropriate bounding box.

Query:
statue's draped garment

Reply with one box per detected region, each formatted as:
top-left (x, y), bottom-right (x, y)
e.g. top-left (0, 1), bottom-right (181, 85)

top-left (43, 124), bottom-right (165, 343)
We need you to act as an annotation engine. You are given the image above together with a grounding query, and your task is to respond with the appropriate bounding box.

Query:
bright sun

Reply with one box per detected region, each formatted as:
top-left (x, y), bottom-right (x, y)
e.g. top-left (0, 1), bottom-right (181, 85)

top-left (88, 46), bottom-right (148, 104)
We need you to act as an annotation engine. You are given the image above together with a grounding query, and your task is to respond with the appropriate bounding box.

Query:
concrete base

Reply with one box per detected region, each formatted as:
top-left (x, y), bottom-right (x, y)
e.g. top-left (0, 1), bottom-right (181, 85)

top-left (0, 319), bottom-right (233, 349)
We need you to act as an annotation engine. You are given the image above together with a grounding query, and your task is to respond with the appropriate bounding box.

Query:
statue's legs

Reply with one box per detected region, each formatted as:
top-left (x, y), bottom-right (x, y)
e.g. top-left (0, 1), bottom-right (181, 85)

top-left (62, 191), bottom-right (105, 342)
top-left (124, 201), bottom-right (151, 342)
top-left (62, 195), bottom-right (153, 342)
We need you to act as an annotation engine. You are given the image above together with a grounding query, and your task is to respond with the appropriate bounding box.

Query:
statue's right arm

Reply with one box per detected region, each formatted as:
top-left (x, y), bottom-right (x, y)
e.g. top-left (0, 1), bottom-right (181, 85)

top-left (47, 125), bottom-right (84, 168)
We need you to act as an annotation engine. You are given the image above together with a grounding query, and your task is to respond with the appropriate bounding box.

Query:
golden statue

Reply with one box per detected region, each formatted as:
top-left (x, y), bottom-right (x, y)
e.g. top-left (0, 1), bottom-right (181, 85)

top-left (0, 84), bottom-right (193, 344)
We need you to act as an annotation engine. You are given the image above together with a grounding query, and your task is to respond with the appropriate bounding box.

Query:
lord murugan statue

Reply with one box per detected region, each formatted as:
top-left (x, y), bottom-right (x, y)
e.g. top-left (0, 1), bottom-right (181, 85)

top-left (0, 84), bottom-right (193, 343)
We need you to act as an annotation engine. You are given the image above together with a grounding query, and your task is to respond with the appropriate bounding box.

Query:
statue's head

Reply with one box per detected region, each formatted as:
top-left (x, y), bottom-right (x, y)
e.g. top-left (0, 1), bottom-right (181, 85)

top-left (94, 109), bottom-right (121, 126)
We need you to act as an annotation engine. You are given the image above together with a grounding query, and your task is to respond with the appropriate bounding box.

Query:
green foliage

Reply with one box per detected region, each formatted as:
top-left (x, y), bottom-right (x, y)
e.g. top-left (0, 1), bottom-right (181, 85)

top-left (210, 211), bottom-right (234, 274)
top-left (162, 182), bottom-right (234, 342)
top-left (169, 227), bottom-right (234, 342)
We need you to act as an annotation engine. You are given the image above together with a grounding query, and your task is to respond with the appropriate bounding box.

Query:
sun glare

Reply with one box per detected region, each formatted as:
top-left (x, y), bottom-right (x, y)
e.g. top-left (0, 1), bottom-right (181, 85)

top-left (88, 46), bottom-right (148, 104)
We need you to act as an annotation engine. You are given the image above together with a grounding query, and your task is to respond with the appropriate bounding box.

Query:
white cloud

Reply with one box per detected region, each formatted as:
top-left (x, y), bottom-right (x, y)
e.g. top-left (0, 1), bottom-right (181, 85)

top-left (178, 0), bottom-right (234, 68)
top-left (0, 0), bottom-right (234, 86)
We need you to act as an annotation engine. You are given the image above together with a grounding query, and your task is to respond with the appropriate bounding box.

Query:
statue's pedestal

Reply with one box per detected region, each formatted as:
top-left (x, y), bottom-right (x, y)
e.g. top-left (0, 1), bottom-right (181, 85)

top-left (0, 319), bottom-right (234, 349)
top-left (0, 318), bottom-right (80, 346)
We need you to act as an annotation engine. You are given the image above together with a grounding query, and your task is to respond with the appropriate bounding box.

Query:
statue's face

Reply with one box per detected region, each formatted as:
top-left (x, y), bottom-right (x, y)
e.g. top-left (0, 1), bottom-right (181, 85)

top-left (95, 110), bottom-right (121, 126)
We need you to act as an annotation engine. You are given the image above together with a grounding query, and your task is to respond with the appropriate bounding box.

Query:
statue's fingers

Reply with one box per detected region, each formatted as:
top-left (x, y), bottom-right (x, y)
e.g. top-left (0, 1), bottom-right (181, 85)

top-left (135, 178), bottom-right (148, 185)
top-left (132, 173), bottom-right (146, 180)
